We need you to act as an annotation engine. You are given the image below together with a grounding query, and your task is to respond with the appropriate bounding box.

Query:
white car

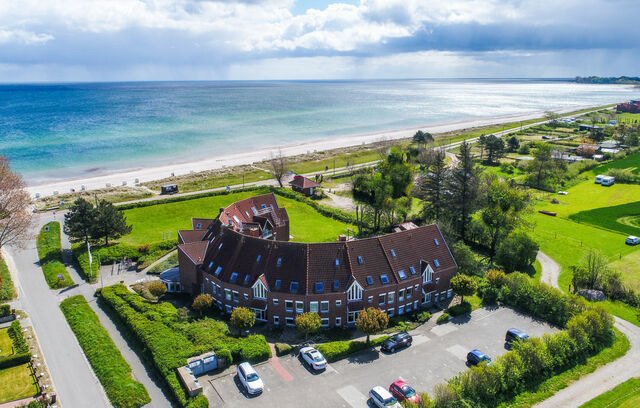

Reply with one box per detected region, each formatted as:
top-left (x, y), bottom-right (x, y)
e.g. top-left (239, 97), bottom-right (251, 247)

top-left (237, 362), bottom-right (264, 395)
top-left (299, 346), bottom-right (328, 370)
top-left (369, 385), bottom-right (402, 408)
top-left (626, 236), bottom-right (640, 246)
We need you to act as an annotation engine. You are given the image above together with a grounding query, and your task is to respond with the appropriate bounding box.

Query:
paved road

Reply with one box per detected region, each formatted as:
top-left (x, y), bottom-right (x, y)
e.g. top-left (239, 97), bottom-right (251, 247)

top-left (206, 307), bottom-right (557, 408)
top-left (534, 252), bottom-right (640, 408)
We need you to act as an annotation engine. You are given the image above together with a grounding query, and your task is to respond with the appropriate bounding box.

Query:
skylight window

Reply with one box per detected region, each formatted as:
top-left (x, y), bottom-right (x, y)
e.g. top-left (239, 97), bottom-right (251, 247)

top-left (398, 270), bottom-right (407, 280)
top-left (410, 266), bottom-right (416, 275)
top-left (277, 257), bottom-right (282, 267)
top-left (434, 238), bottom-right (440, 246)
top-left (251, 207), bottom-right (258, 215)
top-left (244, 274), bottom-right (251, 284)
top-left (208, 261), bottom-right (214, 269)
top-left (275, 279), bottom-right (281, 289)
top-left (315, 282), bottom-right (324, 293)
top-left (261, 204), bottom-right (267, 209)
top-left (230, 272), bottom-right (238, 283)
top-left (366, 276), bottom-right (374, 285)
top-left (390, 249), bottom-right (396, 258)
top-left (290, 281), bottom-right (299, 293)
top-left (214, 266), bottom-right (222, 276)
top-left (256, 254), bottom-right (261, 263)
top-left (218, 242), bottom-right (223, 250)
top-left (380, 274), bottom-right (390, 284)
top-left (233, 215), bottom-right (240, 224)
top-left (333, 280), bottom-right (340, 290)
top-left (335, 258), bottom-right (340, 266)
top-left (357, 256), bottom-right (364, 265)
top-left (196, 223), bottom-right (202, 229)
top-left (245, 211), bottom-right (250, 217)
top-left (434, 259), bottom-right (440, 268)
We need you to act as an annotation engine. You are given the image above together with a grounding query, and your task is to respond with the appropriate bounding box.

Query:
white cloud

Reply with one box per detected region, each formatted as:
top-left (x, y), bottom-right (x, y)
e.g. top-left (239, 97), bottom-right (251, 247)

top-left (0, 28), bottom-right (53, 45)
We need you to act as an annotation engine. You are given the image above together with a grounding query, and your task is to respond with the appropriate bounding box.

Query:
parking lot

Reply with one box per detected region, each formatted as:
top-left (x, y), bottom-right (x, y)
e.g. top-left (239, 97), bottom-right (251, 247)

top-left (205, 306), bottom-right (558, 407)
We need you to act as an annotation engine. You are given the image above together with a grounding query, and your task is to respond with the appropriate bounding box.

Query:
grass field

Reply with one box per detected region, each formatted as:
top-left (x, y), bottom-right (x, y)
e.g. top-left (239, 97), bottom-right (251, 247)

top-left (0, 256), bottom-right (15, 302)
top-left (60, 295), bottom-right (150, 408)
top-left (0, 363), bottom-right (39, 403)
top-left (121, 189), bottom-right (355, 246)
top-left (584, 150), bottom-right (640, 177)
top-left (616, 112), bottom-right (640, 124)
top-left (36, 222), bottom-right (75, 289)
top-left (580, 377), bottom-right (640, 408)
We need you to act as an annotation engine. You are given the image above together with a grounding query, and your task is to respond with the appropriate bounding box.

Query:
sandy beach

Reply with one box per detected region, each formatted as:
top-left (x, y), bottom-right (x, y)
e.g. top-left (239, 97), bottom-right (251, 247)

top-left (26, 104), bottom-right (598, 198)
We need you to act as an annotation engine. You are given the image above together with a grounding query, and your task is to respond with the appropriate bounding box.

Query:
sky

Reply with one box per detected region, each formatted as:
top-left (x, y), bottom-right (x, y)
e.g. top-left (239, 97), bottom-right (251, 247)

top-left (0, 0), bottom-right (638, 82)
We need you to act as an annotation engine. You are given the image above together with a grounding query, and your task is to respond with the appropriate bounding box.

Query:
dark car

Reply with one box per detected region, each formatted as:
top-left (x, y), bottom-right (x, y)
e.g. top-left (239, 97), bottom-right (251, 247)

top-left (466, 349), bottom-right (491, 366)
top-left (505, 328), bottom-right (530, 345)
top-left (381, 332), bottom-right (412, 352)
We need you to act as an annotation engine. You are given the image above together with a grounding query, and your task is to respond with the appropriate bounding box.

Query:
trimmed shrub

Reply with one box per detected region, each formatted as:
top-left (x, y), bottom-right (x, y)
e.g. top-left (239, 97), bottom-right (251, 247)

top-left (8, 320), bottom-right (29, 353)
top-left (216, 349), bottom-right (232, 368)
top-left (0, 256), bottom-right (16, 301)
top-left (481, 286), bottom-right (499, 304)
top-left (0, 304), bottom-right (11, 317)
top-left (436, 313), bottom-right (450, 324)
top-left (185, 395), bottom-right (209, 408)
top-left (448, 301), bottom-right (472, 316)
top-left (275, 343), bottom-right (292, 356)
top-left (416, 311), bottom-right (432, 323)
top-left (317, 336), bottom-right (389, 363)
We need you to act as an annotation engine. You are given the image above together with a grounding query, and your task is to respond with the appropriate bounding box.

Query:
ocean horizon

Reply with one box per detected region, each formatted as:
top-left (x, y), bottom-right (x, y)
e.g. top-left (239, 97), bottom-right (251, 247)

top-left (1, 78), bottom-right (637, 185)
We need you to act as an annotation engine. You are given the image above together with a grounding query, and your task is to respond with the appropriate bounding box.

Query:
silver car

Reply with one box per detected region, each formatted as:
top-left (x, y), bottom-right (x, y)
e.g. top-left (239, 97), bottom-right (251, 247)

top-left (237, 362), bottom-right (264, 395)
top-left (299, 346), bottom-right (327, 370)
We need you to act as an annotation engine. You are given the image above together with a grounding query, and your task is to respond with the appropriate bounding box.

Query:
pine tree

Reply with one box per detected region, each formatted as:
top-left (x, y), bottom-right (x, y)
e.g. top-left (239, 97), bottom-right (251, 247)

top-left (419, 149), bottom-right (448, 222)
top-left (91, 199), bottom-right (132, 245)
top-left (64, 198), bottom-right (96, 244)
top-left (446, 141), bottom-right (479, 241)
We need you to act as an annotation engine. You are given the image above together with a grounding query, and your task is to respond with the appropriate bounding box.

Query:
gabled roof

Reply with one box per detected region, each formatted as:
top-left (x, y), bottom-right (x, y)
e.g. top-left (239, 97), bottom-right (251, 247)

top-left (289, 175), bottom-right (321, 189)
top-left (192, 218), bottom-right (214, 230)
top-left (178, 241), bottom-right (209, 265)
top-left (178, 229), bottom-right (206, 244)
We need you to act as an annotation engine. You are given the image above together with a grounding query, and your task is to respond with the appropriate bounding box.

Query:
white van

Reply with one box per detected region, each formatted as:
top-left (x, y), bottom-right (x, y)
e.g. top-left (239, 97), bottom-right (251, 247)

top-left (601, 176), bottom-right (615, 186)
top-left (594, 175), bottom-right (605, 184)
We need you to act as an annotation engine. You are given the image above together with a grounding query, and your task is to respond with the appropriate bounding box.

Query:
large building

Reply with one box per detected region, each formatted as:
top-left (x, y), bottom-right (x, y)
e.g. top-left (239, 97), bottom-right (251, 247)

top-left (177, 193), bottom-right (457, 328)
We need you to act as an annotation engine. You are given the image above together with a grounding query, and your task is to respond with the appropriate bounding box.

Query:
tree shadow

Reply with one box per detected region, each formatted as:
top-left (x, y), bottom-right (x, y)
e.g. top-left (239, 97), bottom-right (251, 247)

top-left (346, 348), bottom-right (380, 365)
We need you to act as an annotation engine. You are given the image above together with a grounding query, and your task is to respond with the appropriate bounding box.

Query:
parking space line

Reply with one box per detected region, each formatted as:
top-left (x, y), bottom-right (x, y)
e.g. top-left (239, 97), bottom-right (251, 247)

top-left (446, 344), bottom-right (468, 361)
top-left (431, 324), bottom-right (458, 337)
top-left (337, 385), bottom-right (368, 408)
top-left (325, 364), bottom-right (338, 374)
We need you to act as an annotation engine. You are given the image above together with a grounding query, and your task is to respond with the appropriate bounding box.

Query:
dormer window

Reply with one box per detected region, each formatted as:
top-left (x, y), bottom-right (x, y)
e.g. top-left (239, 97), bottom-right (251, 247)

top-left (380, 274), bottom-right (390, 284)
top-left (230, 272), bottom-right (238, 283)
top-left (244, 274), bottom-right (251, 284)
top-left (398, 270), bottom-right (407, 280)
top-left (366, 276), bottom-right (374, 285)
top-left (390, 249), bottom-right (396, 258)
top-left (275, 279), bottom-right (281, 289)
top-left (214, 266), bottom-right (222, 276)
top-left (434, 259), bottom-right (440, 268)
top-left (410, 266), bottom-right (416, 275)
top-left (290, 281), bottom-right (299, 293)
top-left (196, 223), bottom-right (202, 229)
top-left (315, 282), bottom-right (324, 293)
top-left (333, 280), bottom-right (340, 290)
top-left (357, 256), bottom-right (364, 265)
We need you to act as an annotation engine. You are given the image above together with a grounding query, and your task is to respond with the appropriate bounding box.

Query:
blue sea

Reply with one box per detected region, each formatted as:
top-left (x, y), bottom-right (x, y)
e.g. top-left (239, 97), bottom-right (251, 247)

top-left (0, 79), bottom-right (637, 184)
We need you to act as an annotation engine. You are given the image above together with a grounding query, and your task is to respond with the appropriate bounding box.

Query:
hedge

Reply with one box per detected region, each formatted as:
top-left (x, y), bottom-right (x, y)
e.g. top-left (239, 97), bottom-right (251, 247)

top-left (267, 187), bottom-right (358, 226)
top-left (436, 313), bottom-right (450, 324)
top-left (8, 321), bottom-right (28, 353)
top-left (0, 256), bottom-right (15, 301)
top-left (0, 304), bottom-right (10, 317)
top-left (275, 343), bottom-right (292, 356)
top-left (115, 186), bottom-right (265, 211)
top-left (0, 352), bottom-right (31, 369)
top-left (316, 335), bottom-right (389, 363)
top-left (60, 295), bottom-right (151, 408)
top-left (36, 222), bottom-right (74, 288)
top-left (448, 301), bottom-right (471, 316)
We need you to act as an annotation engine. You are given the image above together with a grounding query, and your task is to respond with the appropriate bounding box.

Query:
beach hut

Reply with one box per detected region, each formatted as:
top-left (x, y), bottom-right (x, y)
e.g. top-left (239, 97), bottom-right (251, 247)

top-left (289, 175), bottom-right (321, 196)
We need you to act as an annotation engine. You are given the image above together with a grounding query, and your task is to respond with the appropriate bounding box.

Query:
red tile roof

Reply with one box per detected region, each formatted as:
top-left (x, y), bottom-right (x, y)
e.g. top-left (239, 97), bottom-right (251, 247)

top-left (178, 241), bottom-right (209, 265)
top-left (178, 229), bottom-right (206, 244)
top-left (289, 175), bottom-right (320, 189)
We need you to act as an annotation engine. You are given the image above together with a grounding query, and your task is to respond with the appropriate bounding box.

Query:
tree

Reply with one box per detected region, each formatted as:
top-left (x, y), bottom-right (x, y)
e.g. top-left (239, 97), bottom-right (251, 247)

top-left (571, 250), bottom-right (609, 291)
top-left (413, 130), bottom-right (433, 147)
top-left (295, 312), bottom-right (321, 339)
top-left (378, 147), bottom-right (414, 198)
top-left (91, 199), bottom-right (132, 245)
top-left (147, 281), bottom-right (167, 299)
top-left (450, 241), bottom-right (480, 276)
top-left (192, 294), bottom-right (213, 317)
top-left (230, 307), bottom-right (256, 335)
top-left (446, 141), bottom-right (480, 241)
top-left (0, 155), bottom-right (32, 249)
top-left (495, 232), bottom-right (539, 273)
top-left (64, 198), bottom-right (96, 244)
top-left (483, 135), bottom-right (505, 165)
top-left (352, 168), bottom-right (392, 231)
top-left (507, 136), bottom-right (520, 152)
top-left (356, 307), bottom-right (389, 344)
top-left (525, 143), bottom-right (559, 188)
top-left (418, 149), bottom-right (448, 222)
top-left (544, 111), bottom-right (560, 123)
top-left (269, 148), bottom-right (288, 188)
top-left (450, 274), bottom-right (477, 303)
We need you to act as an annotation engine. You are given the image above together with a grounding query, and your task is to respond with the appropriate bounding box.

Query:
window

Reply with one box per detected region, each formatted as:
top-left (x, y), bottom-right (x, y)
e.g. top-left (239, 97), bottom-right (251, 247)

top-left (436, 277), bottom-right (440, 285)
top-left (196, 223), bottom-right (202, 229)
top-left (434, 259), bottom-right (440, 268)
top-left (275, 279), bottom-right (282, 290)
top-left (229, 272), bottom-right (238, 283)
top-left (256, 254), bottom-right (262, 263)
top-left (336, 300), bottom-right (342, 307)
top-left (218, 242), bottom-right (223, 250)
top-left (208, 261), bottom-right (214, 269)
top-left (276, 257), bottom-right (282, 267)
top-left (357, 256), bottom-right (364, 265)
top-left (387, 308), bottom-right (394, 317)
top-left (410, 266), bottom-right (416, 275)
top-left (379, 293), bottom-right (386, 305)
top-left (295, 301), bottom-right (304, 313)
top-left (310, 301), bottom-right (319, 313)
top-left (232, 291), bottom-right (239, 302)
top-left (434, 238), bottom-right (440, 246)
top-left (335, 258), bottom-right (340, 266)
top-left (243, 293), bottom-right (249, 300)
top-left (251, 207), bottom-right (258, 215)
top-left (244, 274), bottom-right (251, 285)
top-left (390, 249), bottom-right (396, 258)
top-left (290, 281), bottom-right (299, 293)
top-left (366, 295), bottom-right (372, 303)
top-left (321, 318), bottom-right (329, 327)
top-left (321, 301), bottom-right (329, 313)
top-left (398, 270), bottom-right (407, 280)
top-left (422, 263), bottom-right (434, 283)
top-left (225, 289), bottom-right (232, 301)
top-left (214, 266), bottom-right (222, 276)
top-left (380, 274), bottom-right (390, 284)
top-left (399, 289), bottom-right (405, 302)
top-left (398, 305), bottom-right (404, 315)
top-left (261, 204), bottom-right (267, 209)
top-left (333, 280), bottom-right (340, 291)
top-left (406, 303), bottom-right (412, 313)
top-left (347, 311), bottom-right (358, 324)
top-left (366, 276), bottom-right (374, 285)
top-left (388, 292), bottom-right (395, 304)
top-left (315, 282), bottom-right (324, 293)
top-left (448, 289), bottom-right (453, 298)
top-left (253, 281), bottom-right (267, 299)
top-left (273, 316), bottom-right (280, 325)
top-left (285, 300), bottom-right (293, 312)
top-left (336, 317), bottom-right (342, 326)
top-left (423, 291), bottom-right (431, 304)
top-left (273, 298), bottom-right (279, 306)
top-left (285, 317), bottom-right (294, 327)
top-left (347, 282), bottom-right (363, 301)
top-left (407, 287), bottom-right (412, 299)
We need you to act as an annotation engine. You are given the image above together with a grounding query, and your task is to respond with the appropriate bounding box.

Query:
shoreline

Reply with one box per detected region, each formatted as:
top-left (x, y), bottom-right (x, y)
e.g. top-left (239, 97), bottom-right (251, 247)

top-left (26, 104), bottom-right (605, 198)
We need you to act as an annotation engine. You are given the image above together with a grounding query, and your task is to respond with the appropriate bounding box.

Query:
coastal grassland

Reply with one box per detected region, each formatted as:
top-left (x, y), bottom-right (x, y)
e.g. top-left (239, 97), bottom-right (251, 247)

top-left (143, 165), bottom-right (271, 194)
top-left (0, 363), bottom-right (39, 403)
top-left (34, 186), bottom-right (154, 211)
top-left (0, 256), bottom-right (15, 302)
top-left (120, 188), bottom-right (355, 245)
top-left (584, 150), bottom-right (640, 177)
top-left (617, 112), bottom-right (640, 124)
top-left (36, 222), bottom-right (74, 288)
top-left (580, 377), bottom-right (640, 408)
top-left (100, 284), bottom-right (271, 408)
top-left (60, 295), bottom-right (151, 408)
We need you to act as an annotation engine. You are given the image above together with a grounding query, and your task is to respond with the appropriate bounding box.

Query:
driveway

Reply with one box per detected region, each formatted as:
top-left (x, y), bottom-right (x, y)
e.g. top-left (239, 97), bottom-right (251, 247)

top-left (206, 306), bottom-right (557, 408)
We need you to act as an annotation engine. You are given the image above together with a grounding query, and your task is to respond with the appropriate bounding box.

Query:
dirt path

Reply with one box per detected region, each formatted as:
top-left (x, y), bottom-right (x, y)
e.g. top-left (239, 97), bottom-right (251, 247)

top-left (535, 252), bottom-right (640, 408)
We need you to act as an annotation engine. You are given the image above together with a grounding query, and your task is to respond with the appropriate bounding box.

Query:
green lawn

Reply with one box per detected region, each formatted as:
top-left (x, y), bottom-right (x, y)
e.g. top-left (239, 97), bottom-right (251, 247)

top-left (144, 168), bottom-right (272, 194)
top-left (616, 112), bottom-right (640, 124)
top-left (610, 251), bottom-right (640, 292)
top-left (0, 327), bottom-right (14, 358)
top-left (60, 296), bottom-right (150, 408)
top-left (121, 189), bottom-right (355, 245)
top-left (0, 363), bottom-right (39, 403)
top-left (580, 377), bottom-right (640, 408)
top-left (36, 222), bottom-right (74, 289)
top-left (0, 256), bottom-right (15, 302)
top-left (584, 150), bottom-right (640, 177)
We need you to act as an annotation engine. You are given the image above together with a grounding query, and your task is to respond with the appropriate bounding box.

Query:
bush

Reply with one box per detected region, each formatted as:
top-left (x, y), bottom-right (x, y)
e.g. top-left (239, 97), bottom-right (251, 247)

top-left (8, 321), bottom-right (29, 353)
top-left (448, 302), bottom-right (472, 316)
top-left (608, 168), bottom-right (639, 183)
top-left (192, 294), bottom-right (213, 316)
top-left (0, 256), bottom-right (15, 302)
top-left (275, 343), bottom-right (292, 356)
top-left (0, 352), bottom-right (31, 369)
top-left (60, 295), bottom-right (151, 408)
top-left (230, 307), bottom-right (256, 334)
top-left (481, 286), bottom-right (499, 304)
top-left (416, 311), bottom-right (432, 323)
top-left (295, 312), bottom-right (321, 338)
top-left (147, 281), bottom-right (168, 298)
top-left (215, 349), bottom-right (232, 368)
top-left (316, 336), bottom-right (389, 363)
top-left (437, 313), bottom-right (450, 324)
top-left (450, 242), bottom-right (482, 276)
top-left (0, 304), bottom-right (11, 317)
top-left (185, 395), bottom-right (209, 408)
top-left (36, 222), bottom-right (74, 288)
top-left (267, 187), bottom-right (357, 226)
top-left (495, 232), bottom-right (539, 273)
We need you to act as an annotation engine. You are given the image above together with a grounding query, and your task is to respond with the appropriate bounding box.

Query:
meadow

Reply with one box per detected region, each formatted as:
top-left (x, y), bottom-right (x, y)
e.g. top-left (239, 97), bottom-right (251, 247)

top-left (580, 377), bottom-right (640, 408)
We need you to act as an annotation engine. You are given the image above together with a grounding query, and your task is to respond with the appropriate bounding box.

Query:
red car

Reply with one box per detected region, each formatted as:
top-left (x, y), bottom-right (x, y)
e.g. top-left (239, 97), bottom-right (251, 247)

top-left (389, 380), bottom-right (420, 404)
